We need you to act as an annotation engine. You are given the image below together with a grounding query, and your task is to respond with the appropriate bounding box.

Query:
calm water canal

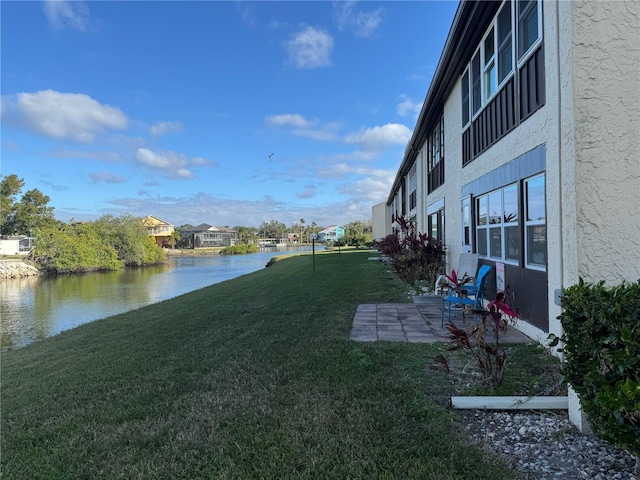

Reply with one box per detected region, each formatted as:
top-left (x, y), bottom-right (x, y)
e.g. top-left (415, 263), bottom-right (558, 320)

top-left (0, 247), bottom-right (316, 352)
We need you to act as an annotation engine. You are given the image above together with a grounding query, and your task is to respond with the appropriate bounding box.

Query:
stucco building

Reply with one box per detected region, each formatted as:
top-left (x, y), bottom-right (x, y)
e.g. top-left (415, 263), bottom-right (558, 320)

top-left (381, 0), bottom-right (639, 428)
top-left (383, 0), bottom-right (639, 343)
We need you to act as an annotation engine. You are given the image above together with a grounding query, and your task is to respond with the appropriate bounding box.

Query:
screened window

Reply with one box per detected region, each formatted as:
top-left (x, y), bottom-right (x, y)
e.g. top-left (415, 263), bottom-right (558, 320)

top-left (408, 164), bottom-right (417, 211)
top-left (461, 70), bottom-right (470, 126)
top-left (483, 27), bottom-right (497, 99)
top-left (471, 52), bottom-right (482, 114)
top-left (460, 0), bottom-right (541, 123)
top-left (497, 2), bottom-right (513, 83)
top-left (518, 0), bottom-right (540, 60)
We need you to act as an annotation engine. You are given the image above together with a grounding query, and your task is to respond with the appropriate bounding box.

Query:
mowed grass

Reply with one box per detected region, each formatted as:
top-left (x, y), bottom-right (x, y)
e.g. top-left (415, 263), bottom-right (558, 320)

top-left (1, 251), bottom-right (516, 479)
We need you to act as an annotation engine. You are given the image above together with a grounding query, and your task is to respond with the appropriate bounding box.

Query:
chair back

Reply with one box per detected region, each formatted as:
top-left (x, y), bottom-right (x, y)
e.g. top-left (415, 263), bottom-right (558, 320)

top-left (473, 265), bottom-right (493, 309)
top-left (474, 264), bottom-right (492, 288)
top-left (457, 253), bottom-right (479, 279)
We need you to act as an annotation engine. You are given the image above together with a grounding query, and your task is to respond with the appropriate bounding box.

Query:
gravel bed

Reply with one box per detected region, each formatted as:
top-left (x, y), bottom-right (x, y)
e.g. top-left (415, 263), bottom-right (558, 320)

top-left (460, 409), bottom-right (638, 479)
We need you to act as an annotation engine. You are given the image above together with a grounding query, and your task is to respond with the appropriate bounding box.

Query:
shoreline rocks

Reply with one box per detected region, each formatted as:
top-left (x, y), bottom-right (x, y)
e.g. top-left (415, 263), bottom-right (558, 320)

top-left (0, 260), bottom-right (40, 279)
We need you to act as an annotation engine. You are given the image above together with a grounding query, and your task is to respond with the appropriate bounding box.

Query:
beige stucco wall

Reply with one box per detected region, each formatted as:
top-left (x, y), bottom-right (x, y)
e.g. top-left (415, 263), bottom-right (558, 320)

top-left (570, 0), bottom-right (640, 285)
top-left (372, 202), bottom-right (390, 241)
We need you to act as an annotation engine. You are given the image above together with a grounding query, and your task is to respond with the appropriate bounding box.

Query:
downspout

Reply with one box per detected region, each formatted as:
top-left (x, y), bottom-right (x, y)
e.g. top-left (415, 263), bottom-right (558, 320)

top-left (555, 0), bottom-right (564, 331)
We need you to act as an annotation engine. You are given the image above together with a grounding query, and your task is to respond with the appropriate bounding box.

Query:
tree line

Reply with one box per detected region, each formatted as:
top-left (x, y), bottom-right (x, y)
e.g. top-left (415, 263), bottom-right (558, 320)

top-left (1, 174), bottom-right (375, 273)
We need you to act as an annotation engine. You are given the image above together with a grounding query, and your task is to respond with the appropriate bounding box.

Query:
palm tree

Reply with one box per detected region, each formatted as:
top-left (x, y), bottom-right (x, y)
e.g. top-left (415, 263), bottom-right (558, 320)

top-left (168, 230), bottom-right (181, 249)
top-left (300, 218), bottom-right (305, 244)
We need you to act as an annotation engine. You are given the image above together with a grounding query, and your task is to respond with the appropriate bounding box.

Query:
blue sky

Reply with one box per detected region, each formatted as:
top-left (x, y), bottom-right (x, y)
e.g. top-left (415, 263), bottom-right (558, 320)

top-left (1, 0), bottom-right (458, 228)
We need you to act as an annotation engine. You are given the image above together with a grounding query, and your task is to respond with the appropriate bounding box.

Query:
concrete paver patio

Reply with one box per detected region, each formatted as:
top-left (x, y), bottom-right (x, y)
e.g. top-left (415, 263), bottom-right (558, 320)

top-left (350, 296), bottom-right (532, 344)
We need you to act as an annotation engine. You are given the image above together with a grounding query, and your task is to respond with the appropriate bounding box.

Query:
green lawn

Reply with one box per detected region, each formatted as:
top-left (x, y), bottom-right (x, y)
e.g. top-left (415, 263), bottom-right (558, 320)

top-left (1, 251), bottom-right (519, 479)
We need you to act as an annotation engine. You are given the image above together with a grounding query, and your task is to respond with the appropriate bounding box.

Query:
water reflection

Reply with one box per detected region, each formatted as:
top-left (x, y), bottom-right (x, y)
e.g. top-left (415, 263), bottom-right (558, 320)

top-left (0, 248), bottom-right (315, 351)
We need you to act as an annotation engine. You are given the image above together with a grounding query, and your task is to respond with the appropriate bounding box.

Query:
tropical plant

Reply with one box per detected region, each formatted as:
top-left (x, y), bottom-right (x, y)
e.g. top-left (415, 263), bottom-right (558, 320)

top-left (435, 288), bottom-right (520, 387)
top-left (375, 215), bottom-right (445, 285)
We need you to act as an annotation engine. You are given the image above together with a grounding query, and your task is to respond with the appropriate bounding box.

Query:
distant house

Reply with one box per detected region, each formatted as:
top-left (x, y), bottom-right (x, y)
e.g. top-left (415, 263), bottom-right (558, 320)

top-left (317, 225), bottom-right (345, 243)
top-left (142, 216), bottom-right (175, 247)
top-left (178, 224), bottom-right (238, 248)
top-left (0, 236), bottom-right (34, 256)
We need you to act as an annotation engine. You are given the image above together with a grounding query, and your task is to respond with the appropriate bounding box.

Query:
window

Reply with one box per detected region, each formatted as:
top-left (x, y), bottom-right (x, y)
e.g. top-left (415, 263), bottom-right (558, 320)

top-left (503, 184), bottom-right (520, 261)
top-left (475, 183), bottom-right (519, 264)
top-left (428, 200), bottom-right (445, 243)
top-left (408, 164), bottom-right (417, 211)
top-left (525, 174), bottom-right (546, 268)
top-left (497, 2), bottom-right (513, 83)
top-left (518, 0), bottom-right (540, 60)
top-left (483, 27), bottom-right (497, 99)
top-left (476, 195), bottom-right (488, 256)
top-left (461, 70), bottom-right (470, 126)
top-left (461, 196), bottom-right (472, 250)
top-left (427, 115), bottom-right (445, 192)
top-left (471, 52), bottom-right (482, 114)
top-left (461, 0), bottom-right (540, 121)
top-left (460, 0), bottom-right (543, 165)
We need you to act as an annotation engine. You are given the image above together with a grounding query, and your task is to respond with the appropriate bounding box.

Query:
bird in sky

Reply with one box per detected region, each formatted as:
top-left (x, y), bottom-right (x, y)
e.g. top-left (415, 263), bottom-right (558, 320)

top-left (268, 153), bottom-right (274, 162)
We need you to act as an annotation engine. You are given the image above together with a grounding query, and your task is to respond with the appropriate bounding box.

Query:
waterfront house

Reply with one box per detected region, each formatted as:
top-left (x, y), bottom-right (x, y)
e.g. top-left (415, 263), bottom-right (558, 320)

top-left (178, 224), bottom-right (238, 248)
top-left (377, 0), bottom-right (639, 428)
top-left (317, 225), bottom-right (345, 243)
top-left (143, 216), bottom-right (175, 247)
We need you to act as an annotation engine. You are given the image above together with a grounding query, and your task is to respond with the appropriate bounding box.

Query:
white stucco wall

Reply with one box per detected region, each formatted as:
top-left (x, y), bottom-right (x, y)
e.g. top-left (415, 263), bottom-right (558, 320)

top-left (570, 0), bottom-right (640, 285)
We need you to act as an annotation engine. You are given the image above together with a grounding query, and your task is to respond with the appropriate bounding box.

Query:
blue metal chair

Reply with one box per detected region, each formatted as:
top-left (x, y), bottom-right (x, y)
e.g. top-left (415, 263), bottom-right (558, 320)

top-left (441, 264), bottom-right (493, 326)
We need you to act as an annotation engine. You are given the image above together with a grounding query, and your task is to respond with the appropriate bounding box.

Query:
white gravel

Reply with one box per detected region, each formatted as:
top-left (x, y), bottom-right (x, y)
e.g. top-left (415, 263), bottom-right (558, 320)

top-left (460, 410), bottom-right (638, 479)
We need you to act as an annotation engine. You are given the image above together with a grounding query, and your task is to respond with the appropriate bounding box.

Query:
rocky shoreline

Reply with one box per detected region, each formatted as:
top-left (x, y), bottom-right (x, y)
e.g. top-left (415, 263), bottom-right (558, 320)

top-left (0, 260), bottom-right (40, 279)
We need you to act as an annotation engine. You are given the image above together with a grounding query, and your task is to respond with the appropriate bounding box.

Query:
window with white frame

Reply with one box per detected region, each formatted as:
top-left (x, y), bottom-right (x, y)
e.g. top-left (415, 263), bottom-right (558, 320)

top-left (461, 0), bottom-right (541, 126)
top-left (518, 0), bottom-right (541, 61)
top-left (475, 183), bottom-right (520, 265)
top-left (524, 174), bottom-right (546, 268)
top-left (427, 199), bottom-right (445, 243)
top-left (497, 2), bottom-right (513, 83)
top-left (427, 115), bottom-right (445, 192)
top-left (474, 174), bottom-right (545, 270)
top-left (461, 71), bottom-right (470, 126)
top-left (461, 196), bottom-right (472, 250)
top-left (483, 27), bottom-right (497, 99)
top-left (408, 163), bottom-right (417, 211)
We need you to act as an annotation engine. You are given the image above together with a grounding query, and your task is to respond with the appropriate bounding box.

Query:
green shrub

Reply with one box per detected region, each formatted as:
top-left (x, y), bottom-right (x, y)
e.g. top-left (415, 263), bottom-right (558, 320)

top-left (221, 243), bottom-right (259, 255)
top-left (550, 279), bottom-right (639, 458)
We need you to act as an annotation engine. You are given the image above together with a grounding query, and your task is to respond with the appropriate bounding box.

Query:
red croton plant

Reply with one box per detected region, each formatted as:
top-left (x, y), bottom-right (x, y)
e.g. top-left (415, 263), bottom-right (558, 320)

top-left (433, 287), bottom-right (521, 387)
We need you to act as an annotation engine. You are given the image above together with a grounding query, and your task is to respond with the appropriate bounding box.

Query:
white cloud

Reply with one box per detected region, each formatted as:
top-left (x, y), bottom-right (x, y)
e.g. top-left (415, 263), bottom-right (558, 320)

top-left (150, 121), bottom-right (183, 136)
top-left (343, 123), bottom-right (411, 150)
top-left (43, 1), bottom-right (90, 32)
top-left (191, 156), bottom-right (218, 167)
top-left (396, 94), bottom-right (423, 117)
top-left (1, 90), bottom-right (127, 143)
top-left (89, 172), bottom-right (126, 184)
top-left (266, 114), bottom-right (341, 142)
top-left (337, 174), bottom-right (394, 204)
top-left (334, 1), bottom-right (383, 38)
top-left (265, 113), bottom-right (314, 129)
top-left (286, 26), bottom-right (333, 69)
top-left (135, 148), bottom-right (218, 179)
